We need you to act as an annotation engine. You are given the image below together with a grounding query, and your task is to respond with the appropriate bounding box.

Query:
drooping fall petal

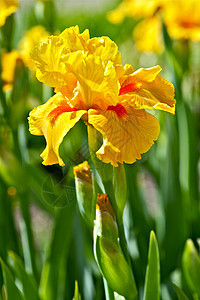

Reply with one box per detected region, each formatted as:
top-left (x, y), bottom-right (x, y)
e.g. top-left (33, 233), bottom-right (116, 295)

top-left (120, 66), bottom-right (175, 114)
top-left (28, 93), bottom-right (86, 166)
top-left (88, 105), bottom-right (160, 167)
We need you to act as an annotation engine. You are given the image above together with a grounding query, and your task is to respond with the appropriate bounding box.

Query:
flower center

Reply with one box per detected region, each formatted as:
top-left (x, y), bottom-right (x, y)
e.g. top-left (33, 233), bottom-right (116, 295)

top-left (107, 103), bottom-right (128, 119)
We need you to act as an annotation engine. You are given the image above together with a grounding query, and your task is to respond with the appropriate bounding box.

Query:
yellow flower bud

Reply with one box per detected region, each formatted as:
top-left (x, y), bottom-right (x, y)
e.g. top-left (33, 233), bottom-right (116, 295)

top-left (74, 161), bottom-right (96, 228)
top-left (94, 194), bottom-right (137, 299)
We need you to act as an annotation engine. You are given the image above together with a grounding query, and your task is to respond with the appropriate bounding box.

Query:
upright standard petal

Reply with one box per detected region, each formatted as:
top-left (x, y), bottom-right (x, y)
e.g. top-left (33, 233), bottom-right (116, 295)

top-left (64, 52), bottom-right (119, 109)
top-left (119, 66), bottom-right (176, 114)
top-left (28, 93), bottom-right (86, 166)
top-left (87, 36), bottom-right (122, 67)
top-left (31, 26), bottom-right (92, 87)
top-left (88, 105), bottom-right (160, 167)
top-left (60, 25), bottom-right (90, 51)
top-left (30, 36), bottom-right (69, 87)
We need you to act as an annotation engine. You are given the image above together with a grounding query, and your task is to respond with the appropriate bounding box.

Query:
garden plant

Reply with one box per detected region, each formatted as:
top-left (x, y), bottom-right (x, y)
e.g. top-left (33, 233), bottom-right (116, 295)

top-left (0, 0), bottom-right (200, 299)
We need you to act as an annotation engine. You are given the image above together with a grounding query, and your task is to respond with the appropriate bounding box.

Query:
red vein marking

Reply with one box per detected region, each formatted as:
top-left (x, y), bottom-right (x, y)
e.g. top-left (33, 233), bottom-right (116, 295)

top-left (119, 82), bottom-right (139, 96)
top-left (48, 106), bottom-right (78, 122)
top-left (107, 103), bottom-right (128, 119)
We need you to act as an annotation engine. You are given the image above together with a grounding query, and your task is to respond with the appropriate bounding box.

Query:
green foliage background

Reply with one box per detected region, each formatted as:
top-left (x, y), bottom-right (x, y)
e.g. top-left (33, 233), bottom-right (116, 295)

top-left (0, 0), bottom-right (199, 299)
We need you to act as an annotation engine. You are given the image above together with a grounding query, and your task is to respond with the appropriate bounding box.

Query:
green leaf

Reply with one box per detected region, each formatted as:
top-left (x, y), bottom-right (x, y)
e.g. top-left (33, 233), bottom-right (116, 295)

top-left (39, 203), bottom-right (75, 300)
top-left (182, 239), bottom-right (200, 296)
top-left (143, 231), bottom-right (160, 300)
top-left (0, 258), bottom-right (24, 300)
top-left (8, 251), bottom-right (39, 300)
top-left (73, 281), bottom-right (81, 300)
top-left (173, 283), bottom-right (189, 300)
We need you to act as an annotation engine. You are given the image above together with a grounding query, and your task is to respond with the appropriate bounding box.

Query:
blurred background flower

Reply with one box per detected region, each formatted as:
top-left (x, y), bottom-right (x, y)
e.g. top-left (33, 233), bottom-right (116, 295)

top-left (108, 0), bottom-right (200, 54)
top-left (0, 0), bottom-right (18, 27)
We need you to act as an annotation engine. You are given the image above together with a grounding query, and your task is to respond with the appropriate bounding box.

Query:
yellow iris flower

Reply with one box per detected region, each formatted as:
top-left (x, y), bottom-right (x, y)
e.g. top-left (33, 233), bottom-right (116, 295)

top-left (28, 26), bottom-right (175, 167)
top-left (108, 0), bottom-right (200, 53)
top-left (0, 0), bottom-right (18, 27)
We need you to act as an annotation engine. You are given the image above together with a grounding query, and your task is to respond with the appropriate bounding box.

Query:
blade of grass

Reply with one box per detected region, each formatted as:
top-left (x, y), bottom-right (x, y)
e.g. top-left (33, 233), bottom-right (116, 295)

top-left (8, 251), bottom-right (39, 300)
top-left (39, 202), bottom-right (76, 300)
top-left (143, 231), bottom-right (160, 300)
top-left (173, 283), bottom-right (189, 300)
top-left (0, 258), bottom-right (24, 300)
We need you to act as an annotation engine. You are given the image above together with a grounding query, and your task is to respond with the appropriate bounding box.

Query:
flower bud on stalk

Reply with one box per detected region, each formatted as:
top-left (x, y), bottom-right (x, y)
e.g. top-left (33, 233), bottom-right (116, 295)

top-left (74, 161), bottom-right (96, 228)
top-left (94, 194), bottom-right (138, 300)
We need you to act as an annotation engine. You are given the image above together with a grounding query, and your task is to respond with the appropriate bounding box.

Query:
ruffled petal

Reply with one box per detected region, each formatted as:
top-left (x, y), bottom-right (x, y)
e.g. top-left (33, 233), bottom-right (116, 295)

top-left (60, 25), bottom-right (90, 50)
top-left (130, 65), bottom-right (162, 82)
top-left (30, 36), bottom-right (69, 87)
top-left (88, 105), bottom-right (160, 167)
top-left (87, 36), bottom-right (122, 67)
top-left (119, 66), bottom-right (176, 114)
top-left (30, 26), bottom-right (91, 87)
top-left (64, 52), bottom-right (119, 109)
top-left (28, 93), bottom-right (86, 166)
